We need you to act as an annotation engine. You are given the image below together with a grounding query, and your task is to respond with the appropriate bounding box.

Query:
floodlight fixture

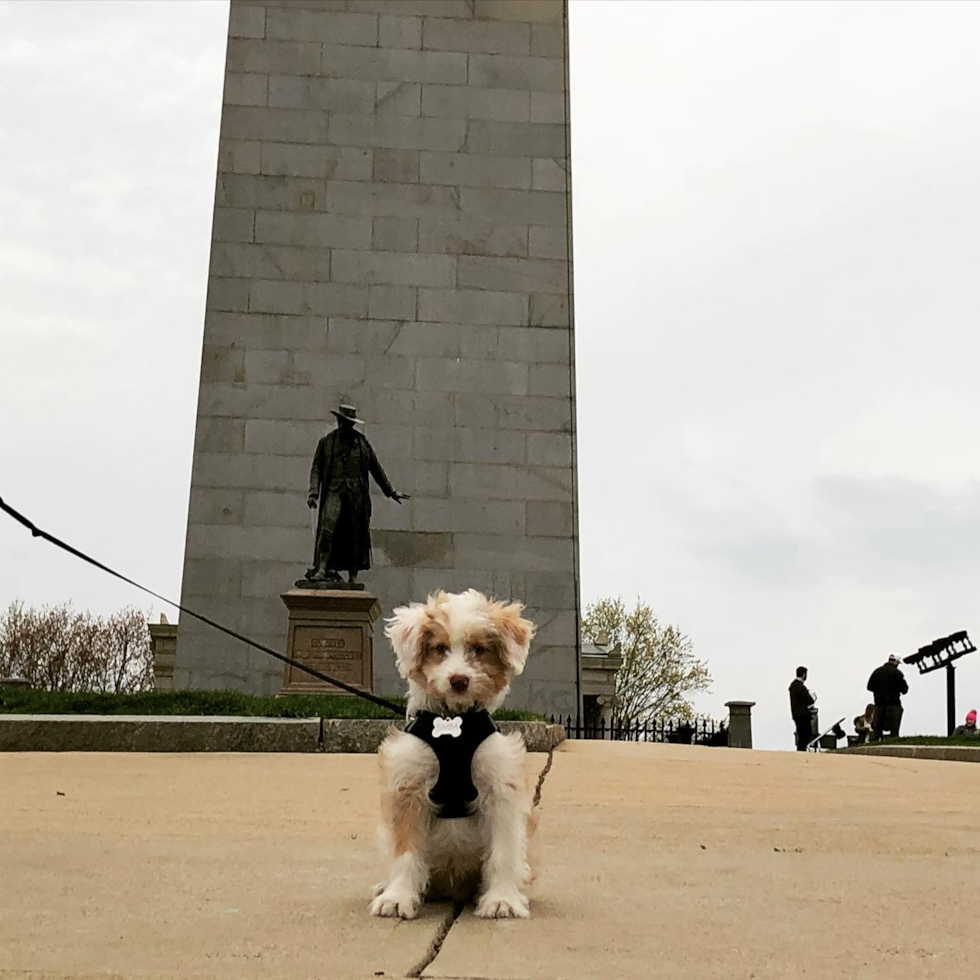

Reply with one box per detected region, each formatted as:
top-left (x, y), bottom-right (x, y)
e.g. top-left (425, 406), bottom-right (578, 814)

top-left (903, 630), bottom-right (976, 736)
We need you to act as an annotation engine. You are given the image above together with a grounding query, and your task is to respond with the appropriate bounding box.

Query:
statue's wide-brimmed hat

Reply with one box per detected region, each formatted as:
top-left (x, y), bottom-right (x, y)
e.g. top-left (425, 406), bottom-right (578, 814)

top-left (331, 403), bottom-right (365, 424)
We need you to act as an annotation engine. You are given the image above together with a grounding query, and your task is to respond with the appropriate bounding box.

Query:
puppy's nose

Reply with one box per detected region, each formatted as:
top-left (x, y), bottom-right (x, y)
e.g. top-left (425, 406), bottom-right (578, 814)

top-left (449, 674), bottom-right (470, 693)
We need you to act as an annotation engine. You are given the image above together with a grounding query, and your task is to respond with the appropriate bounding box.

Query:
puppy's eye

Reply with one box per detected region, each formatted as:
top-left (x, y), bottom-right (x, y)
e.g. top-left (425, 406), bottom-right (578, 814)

top-left (471, 644), bottom-right (486, 656)
top-left (434, 643), bottom-right (449, 656)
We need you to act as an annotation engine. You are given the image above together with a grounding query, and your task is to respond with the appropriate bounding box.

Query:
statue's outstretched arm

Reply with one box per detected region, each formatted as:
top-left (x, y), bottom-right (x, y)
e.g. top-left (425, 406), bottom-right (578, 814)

top-left (368, 444), bottom-right (409, 502)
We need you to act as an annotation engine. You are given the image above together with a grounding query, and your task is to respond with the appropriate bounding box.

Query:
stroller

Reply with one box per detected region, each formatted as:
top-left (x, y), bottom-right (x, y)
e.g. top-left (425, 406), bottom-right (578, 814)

top-left (804, 706), bottom-right (846, 752)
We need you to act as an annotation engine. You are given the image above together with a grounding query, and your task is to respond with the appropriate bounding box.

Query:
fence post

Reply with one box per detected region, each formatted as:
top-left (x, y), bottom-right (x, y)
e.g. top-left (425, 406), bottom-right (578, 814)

top-left (725, 701), bottom-right (756, 749)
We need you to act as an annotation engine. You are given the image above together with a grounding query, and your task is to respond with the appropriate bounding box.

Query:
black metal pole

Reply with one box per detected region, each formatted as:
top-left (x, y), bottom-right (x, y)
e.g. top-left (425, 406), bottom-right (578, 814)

top-left (946, 662), bottom-right (956, 736)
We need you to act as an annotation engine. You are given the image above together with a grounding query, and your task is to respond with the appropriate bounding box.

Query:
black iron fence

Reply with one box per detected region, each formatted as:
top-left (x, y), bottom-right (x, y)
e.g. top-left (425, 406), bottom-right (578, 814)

top-left (551, 715), bottom-right (728, 746)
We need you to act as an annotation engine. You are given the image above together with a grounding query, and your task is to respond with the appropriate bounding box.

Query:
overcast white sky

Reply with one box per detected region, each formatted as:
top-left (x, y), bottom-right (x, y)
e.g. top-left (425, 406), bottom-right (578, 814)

top-left (3, 0), bottom-right (980, 750)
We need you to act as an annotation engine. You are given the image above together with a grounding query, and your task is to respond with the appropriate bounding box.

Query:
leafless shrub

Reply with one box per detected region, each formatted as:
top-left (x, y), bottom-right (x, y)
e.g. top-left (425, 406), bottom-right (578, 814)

top-left (0, 601), bottom-right (153, 692)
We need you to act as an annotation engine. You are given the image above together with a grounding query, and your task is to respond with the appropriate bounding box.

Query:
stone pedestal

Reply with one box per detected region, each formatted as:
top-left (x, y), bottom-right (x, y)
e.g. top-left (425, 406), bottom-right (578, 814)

top-left (278, 590), bottom-right (381, 697)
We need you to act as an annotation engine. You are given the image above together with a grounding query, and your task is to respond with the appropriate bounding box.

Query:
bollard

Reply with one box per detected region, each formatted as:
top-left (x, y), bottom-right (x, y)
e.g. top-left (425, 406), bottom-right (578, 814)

top-left (725, 701), bottom-right (756, 749)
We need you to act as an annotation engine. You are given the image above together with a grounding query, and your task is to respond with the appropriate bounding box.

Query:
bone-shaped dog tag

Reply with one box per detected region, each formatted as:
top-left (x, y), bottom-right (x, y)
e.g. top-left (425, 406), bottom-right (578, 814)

top-left (433, 716), bottom-right (463, 738)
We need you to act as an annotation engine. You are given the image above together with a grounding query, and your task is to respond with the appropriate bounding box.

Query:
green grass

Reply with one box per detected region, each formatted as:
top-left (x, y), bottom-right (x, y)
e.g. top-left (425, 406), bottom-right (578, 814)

top-left (0, 686), bottom-right (547, 722)
top-left (840, 735), bottom-right (980, 749)
top-left (855, 735), bottom-right (980, 748)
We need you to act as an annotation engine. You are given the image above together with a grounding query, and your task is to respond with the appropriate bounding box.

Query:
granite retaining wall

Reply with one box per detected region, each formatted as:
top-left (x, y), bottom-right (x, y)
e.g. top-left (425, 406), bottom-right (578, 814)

top-left (842, 744), bottom-right (980, 764)
top-left (0, 715), bottom-right (564, 754)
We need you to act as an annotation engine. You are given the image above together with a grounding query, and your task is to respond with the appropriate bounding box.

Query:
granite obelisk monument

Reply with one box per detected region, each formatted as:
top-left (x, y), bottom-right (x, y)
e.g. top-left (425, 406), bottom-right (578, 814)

top-left (175, 0), bottom-right (580, 716)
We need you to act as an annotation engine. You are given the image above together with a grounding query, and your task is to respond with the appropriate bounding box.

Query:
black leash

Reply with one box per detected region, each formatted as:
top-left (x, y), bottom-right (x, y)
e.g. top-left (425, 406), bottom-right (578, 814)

top-left (0, 496), bottom-right (405, 717)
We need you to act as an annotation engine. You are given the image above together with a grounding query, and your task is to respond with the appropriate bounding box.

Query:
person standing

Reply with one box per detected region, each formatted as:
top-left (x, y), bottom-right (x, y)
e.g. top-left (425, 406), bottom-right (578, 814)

top-left (789, 666), bottom-right (816, 751)
top-left (867, 654), bottom-right (909, 741)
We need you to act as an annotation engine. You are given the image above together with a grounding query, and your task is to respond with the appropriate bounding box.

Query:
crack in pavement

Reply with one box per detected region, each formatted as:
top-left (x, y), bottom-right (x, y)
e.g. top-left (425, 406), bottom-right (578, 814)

top-left (533, 745), bottom-right (556, 810)
top-left (408, 748), bottom-right (558, 978)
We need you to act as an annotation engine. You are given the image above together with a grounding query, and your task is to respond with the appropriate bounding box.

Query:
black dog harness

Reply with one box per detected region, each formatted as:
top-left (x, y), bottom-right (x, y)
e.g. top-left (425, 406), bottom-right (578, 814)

top-left (404, 710), bottom-right (498, 819)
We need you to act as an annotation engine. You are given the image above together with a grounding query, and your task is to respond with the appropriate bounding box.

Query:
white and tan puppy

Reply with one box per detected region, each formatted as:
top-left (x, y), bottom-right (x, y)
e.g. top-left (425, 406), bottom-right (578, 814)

top-left (372, 590), bottom-right (537, 920)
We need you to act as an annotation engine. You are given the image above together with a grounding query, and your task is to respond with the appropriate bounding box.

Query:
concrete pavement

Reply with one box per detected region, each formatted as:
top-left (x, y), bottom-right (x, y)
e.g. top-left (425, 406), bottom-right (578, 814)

top-left (0, 752), bottom-right (445, 980)
top-left (1, 743), bottom-right (977, 979)
top-left (435, 742), bottom-right (979, 979)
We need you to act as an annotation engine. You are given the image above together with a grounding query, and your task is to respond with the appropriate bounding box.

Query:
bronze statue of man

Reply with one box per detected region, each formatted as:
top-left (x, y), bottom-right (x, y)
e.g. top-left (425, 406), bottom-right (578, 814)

top-left (305, 404), bottom-right (409, 586)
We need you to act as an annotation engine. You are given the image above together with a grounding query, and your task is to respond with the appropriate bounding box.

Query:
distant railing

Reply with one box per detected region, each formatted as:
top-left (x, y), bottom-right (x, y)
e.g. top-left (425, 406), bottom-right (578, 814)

top-left (551, 715), bottom-right (728, 746)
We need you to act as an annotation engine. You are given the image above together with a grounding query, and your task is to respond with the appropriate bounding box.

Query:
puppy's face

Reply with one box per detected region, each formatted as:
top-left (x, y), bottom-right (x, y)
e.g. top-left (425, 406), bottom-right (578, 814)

top-left (385, 590), bottom-right (535, 712)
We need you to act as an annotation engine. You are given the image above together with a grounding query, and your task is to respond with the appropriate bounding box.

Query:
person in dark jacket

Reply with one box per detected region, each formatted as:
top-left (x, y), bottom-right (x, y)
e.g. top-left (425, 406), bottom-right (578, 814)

top-left (867, 654), bottom-right (909, 741)
top-left (952, 709), bottom-right (978, 739)
top-left (789, 666), bottom-right (816, 751)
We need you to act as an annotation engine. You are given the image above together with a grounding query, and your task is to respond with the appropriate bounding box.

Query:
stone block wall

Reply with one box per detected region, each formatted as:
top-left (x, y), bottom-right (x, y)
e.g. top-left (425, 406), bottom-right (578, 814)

top-left (175, 0), bottom-right (579, 717)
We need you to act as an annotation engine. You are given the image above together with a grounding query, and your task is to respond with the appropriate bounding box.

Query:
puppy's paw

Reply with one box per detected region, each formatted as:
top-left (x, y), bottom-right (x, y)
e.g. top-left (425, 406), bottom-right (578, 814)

top-left (371, 889), bottom-right (419, 919)
top-left (475, 890), bottom-right (530, 919)
top-left (371, 881), bottom-right (387, 898)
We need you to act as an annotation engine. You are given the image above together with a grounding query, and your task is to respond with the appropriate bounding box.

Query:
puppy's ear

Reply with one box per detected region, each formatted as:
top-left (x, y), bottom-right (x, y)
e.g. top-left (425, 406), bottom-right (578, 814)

top-left (384, 602), bottom-right (431, 678)
top-left (493, 601), bottom-right (536, 676)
